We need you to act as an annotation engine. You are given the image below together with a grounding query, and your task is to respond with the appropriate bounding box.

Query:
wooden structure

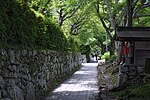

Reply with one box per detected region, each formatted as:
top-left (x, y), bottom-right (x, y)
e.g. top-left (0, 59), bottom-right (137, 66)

top-left (115, 27), bottom-right (150, 67)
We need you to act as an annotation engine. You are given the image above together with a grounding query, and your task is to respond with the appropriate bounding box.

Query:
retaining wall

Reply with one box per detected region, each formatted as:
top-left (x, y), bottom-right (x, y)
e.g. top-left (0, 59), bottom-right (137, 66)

top-left (0, 49), bottom-right (82, 100)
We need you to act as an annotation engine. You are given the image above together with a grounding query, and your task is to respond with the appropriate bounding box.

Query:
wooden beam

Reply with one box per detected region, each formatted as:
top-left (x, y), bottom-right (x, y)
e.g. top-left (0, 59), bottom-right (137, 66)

top-left (115, 27), bottom-right (150, 41)
top-left (117, 31), bottom-right (150, 38)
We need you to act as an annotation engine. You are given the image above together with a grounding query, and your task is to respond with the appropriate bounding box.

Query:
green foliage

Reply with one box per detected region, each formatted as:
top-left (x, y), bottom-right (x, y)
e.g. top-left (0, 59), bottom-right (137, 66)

top-left (1, 0), bottom-right (149, 52)
top-left (67, 37), bottom-right (79, 51)
top-left (117, 84), bottom-right (150, 100)
top-left (101, 51), bottom-right (110, 60)
top-left (29, 64), bottom-right (37, 74)
top-left (80, 44), bottom-right (91, 62)
top-left (109, 54), bottom-right (117, 62)
top-left (0, 0), bottom-right (72, 51)
top-left (132, 84), bottom-right (150, 98)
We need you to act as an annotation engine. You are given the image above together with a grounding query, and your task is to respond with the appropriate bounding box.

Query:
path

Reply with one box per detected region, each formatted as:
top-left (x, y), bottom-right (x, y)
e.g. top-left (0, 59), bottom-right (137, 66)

top-left (45, 63), bottom-right (99, 100)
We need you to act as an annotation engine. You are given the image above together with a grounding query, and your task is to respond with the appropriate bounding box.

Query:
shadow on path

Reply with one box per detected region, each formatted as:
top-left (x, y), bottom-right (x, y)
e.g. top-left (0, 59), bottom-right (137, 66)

top-left (45, 63), bottom-right (99, 100)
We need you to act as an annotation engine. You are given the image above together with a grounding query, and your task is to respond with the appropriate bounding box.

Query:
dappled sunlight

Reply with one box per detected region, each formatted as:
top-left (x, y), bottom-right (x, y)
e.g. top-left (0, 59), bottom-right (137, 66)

top-left (82, 63), bottom-right (98, 67)
top-left (74, 70), bottom-right (97, 75)
top-left (45, 63), bottom-right (99, 100)
top-left (54, 83), bottom-right (98, 92)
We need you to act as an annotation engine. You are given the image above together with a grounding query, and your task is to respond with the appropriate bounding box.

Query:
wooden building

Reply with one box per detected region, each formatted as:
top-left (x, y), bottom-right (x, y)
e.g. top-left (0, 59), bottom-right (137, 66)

top-left (115, 27), bottom-right (150, 67)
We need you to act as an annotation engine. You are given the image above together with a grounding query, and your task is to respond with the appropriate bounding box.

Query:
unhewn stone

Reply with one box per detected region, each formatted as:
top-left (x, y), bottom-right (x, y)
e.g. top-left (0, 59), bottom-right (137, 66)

top-left (25, 82), bottom-right (35, 100)
top-left (0, 49), bottom-right (82, 100)
top-left (9, 50), bottom-right (15, 64)
top-left (7, 85), bottom-right (24, 100)
top-left (0, 76), bottom-right (5, 88)
top-left (1, 98), bottom-right (11, 100)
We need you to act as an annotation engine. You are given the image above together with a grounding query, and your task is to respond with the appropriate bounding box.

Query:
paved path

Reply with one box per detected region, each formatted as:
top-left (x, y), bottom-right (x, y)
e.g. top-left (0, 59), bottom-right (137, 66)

top-left (45, 63), bottom-right (99, 100)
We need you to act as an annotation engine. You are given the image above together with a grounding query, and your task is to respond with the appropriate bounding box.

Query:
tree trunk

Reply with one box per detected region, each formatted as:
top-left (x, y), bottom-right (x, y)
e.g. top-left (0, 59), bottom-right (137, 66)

top-left (85, 45), bottom-right (91, 63)
top-left (57, 9), bottom-right (64, 27)
top-left (96, 3), bottom-right (115, 56)
top-left (105, 0), bottom-right (115, 29)
top-left (101, 45), bottom-right (105, 55)
top-left (100, 18), bottom-right (115, 56)
top-left (97, 37), bottom-right (105, 55)
top-left (126, 0), bottom-right (133, 26)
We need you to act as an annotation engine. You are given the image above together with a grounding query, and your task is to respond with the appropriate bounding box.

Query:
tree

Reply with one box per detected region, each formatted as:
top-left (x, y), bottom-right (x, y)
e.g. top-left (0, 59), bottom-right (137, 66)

top-left (54, 0), bottom-right (82, 27)
top-left (69, 14), bottom-right (87, 35)
top-left (93, 0), bottom-right (115, 56)
top-left (19, 0), bottom-right (150, 55)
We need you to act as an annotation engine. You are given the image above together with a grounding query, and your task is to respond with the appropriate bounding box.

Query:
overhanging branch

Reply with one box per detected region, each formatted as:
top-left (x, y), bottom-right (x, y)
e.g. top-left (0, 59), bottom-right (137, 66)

top-left (134, 14), bottom-right (150, 18)
top-left (63, 3), bottom-right (82, 21)
top-left (133, 4), bottom-right (150, 18)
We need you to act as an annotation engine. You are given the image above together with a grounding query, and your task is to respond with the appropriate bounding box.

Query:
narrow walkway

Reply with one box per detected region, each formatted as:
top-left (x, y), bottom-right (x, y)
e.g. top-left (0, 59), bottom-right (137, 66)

top-left (45, 63), bottom-right (99, 100)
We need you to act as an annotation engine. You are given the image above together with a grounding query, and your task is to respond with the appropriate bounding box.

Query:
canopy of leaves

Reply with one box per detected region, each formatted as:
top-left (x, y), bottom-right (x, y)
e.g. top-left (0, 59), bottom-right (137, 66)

top-left (1, 0), bottom-right (149, 53)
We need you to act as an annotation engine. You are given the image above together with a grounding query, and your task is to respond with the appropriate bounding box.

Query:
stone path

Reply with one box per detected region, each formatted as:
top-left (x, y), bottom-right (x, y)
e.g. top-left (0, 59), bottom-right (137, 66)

top-left (45, 63), bottom-right (99, 100)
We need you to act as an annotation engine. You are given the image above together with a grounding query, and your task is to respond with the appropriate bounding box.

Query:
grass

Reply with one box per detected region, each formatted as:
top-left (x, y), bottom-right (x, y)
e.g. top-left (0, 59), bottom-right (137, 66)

top-left (98, 62), bottom-right (150, 100)
top-left (104, 63), bottom-right (119, 86)
top-left (102, 63), bottom-right (150, 100)
top-left (114, 84), bottom-right (150, 100)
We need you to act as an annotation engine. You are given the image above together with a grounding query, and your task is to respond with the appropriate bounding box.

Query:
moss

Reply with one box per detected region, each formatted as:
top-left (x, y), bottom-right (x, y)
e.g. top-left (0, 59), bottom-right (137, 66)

top-left (116, 84), bottom-right (150, 100)
top-left (29, 64), bottom-right (37, 74)
top-left (35, 84), bottom-right (44, 96)
top-left (132, 84), bottom-right (150, 99)
top-left (110, 74), bottom-right (118, 86)
top-left (0, 0), bottom-right (75, 51)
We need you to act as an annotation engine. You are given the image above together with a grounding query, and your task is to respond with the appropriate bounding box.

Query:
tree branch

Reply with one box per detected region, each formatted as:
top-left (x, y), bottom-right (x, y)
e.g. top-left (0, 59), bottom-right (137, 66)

top-left (70, 16), bottom-right (87, 34)
top-left (116, 5), bottom-right (127, 25)
top-left (133, 4), bottom-right (150, 18)
top-left (57, 2), bottom-right (82, 27)
top-left (57, 9), bottom-right (64, 27)
top-left (132, 0), bottom-right (139, 10)
top-left (94, 2), bottom-right (113, 41)
top-left (40, 0), bottom-right (51, 13)
top-left (63, 3), bottom-right (82, 21)
top-left (134, 14), bottom-right (150, 18)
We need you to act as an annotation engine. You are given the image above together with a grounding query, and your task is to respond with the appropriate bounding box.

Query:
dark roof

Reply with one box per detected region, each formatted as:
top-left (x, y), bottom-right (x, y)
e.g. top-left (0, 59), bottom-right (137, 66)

top-left (115, 26), bottom-right (150, 41)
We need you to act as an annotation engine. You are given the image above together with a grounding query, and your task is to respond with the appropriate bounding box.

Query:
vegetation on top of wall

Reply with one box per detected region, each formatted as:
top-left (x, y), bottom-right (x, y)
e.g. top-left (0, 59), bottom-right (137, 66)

top-left (0, 0), bottom-right (70, 51)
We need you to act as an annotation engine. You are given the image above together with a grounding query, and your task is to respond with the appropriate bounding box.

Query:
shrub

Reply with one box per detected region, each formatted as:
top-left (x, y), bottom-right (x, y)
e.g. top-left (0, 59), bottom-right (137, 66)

top-left (117, 84), bottom-right (150, 100)
top-left (109, 54), bottom-right (117, 62)
top-left (101, 51), bottom-right (110, 60)
top-left (0, 0), bottom-right (72, 51)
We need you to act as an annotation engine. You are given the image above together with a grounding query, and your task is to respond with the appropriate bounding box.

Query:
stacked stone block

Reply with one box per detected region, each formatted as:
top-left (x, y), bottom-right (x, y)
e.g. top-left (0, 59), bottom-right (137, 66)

top-left (0, 49), bottom-right (82, 100)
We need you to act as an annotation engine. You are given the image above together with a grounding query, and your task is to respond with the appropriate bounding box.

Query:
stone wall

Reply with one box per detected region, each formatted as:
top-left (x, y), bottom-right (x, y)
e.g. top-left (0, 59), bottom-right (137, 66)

top-left (118, 64), bottom-right (144, 86)
top-left (0, 49), bottom-right (82, 100)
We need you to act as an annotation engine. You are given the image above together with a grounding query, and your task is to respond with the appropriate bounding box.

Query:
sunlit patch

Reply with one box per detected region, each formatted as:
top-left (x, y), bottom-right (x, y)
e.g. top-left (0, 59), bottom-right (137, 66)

top-left (82, 63), bottom-right (98, 66)
top-left (45, 63), bottom-right (99, 100)
top-left (74, 71), bottom-right (97, 75)
top-left (53, 63), bottom-right (98, 93)
top-left (53, 83), bottom-right (98, 92)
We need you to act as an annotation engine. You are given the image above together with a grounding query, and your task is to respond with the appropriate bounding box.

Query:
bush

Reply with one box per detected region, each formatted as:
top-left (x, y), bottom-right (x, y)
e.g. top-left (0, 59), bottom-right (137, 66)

top-left (117, 84), bottom-right (150, 100)
top-left (0, 0), bottom-right (74, 51)
top-left (101, 51), bottom-right (110, 60)
top-left (109, 54), bottom-right (117, 62)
